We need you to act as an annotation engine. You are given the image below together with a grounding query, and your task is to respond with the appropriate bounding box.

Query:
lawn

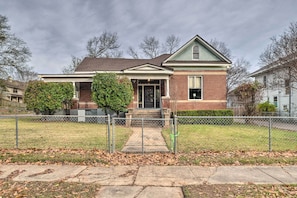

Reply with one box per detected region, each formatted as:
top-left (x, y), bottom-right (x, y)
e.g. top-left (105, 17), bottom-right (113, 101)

top-left (162, 123), bottom-right (297, 152)
top-left (0, 117), bottom-right (132, 150)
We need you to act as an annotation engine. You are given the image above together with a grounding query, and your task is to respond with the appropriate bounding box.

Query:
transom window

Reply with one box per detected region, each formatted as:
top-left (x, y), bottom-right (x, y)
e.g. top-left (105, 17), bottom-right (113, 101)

top-left (193, 45), bottom-right (199, 59)
top-left (188, 76), bottom-right (202, 99)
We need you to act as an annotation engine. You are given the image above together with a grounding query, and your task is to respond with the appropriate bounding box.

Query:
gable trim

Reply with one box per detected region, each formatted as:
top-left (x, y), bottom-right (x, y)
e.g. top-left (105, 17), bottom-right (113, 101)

top-left (123, 63), bottom-right (173, 74)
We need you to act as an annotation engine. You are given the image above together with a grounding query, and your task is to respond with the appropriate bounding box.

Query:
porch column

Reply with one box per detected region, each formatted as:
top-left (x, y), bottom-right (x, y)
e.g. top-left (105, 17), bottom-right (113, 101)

top-left (166, 77), bottom-right (170, 97)
top-left (72, 82), bottom-right (76, 98)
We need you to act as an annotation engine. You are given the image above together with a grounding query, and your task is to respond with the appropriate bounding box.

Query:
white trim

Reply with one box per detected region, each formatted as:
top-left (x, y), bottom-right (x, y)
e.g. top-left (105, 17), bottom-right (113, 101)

top-left (188, 75), bottom-right (203, 100)
top-left (162, 62), bottom-right (230, 67)
top-left (192, 45), bottom-right (199, 60)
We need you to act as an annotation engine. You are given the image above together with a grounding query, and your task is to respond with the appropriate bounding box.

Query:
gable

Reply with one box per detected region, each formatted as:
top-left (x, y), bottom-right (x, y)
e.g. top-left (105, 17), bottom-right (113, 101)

top-left (171, 40), bottom-right (221, 61)
top-left (164, 35), bottom-right (231, 64)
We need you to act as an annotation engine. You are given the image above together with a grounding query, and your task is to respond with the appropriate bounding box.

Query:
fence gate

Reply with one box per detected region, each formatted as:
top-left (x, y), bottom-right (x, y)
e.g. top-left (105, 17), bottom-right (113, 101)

top-left (110, 117), bottom-right (176, 154)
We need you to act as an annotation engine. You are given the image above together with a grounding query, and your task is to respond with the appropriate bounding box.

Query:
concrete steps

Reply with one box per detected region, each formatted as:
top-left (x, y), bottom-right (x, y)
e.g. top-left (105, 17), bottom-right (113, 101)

top-left (131, 109), bottom-right (162, 127)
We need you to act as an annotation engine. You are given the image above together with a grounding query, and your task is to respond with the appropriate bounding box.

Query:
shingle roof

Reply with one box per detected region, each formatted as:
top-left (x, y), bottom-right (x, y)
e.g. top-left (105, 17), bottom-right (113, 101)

top-left (75, 54), bottom-right (171, 72)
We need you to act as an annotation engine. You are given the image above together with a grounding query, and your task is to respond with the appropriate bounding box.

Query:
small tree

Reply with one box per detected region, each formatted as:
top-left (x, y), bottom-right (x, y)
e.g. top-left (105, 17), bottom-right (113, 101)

top-left (24, 81), bottom-right (73, 115)
top-left (234, 82), bottom-right (262, 116)
top-left (91, 73), bottom-right (133, 115)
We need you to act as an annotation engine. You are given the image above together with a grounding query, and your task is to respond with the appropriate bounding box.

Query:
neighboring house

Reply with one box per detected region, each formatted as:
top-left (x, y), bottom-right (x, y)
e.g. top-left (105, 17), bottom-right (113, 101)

top-left (0, 77), bottom-right (26, 104)
top-left (40, 35), bottom-right (231, 118)
top-left (250, 59), bottom-right (297, 117)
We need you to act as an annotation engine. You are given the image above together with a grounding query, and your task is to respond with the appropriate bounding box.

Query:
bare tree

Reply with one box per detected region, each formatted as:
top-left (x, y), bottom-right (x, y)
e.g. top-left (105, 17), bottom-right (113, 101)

top-left (128, 35), bottom-right (180, 59)
top-left (86, 31), bottom-right (122, 58)
top-left (127, 46), bottom-right (139, 59)
top-left (0, 15), bottom-right (32, 79)
top-left (139, 36), bottom-right (160, 58)
top-left (62, 56), bottom-right (82, 74)
top-left (210, 39), bottom-right (232, 59)
top-left (162, 34), bottom-right (180, 54)
top-left (227, 58), bottom-right (251, 94)
top-left (209, 39), bottom-right (251, 95)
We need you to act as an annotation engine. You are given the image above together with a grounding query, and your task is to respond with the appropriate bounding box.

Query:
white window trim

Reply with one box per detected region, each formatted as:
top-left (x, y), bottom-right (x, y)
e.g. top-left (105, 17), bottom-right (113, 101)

top-left (192, 45), bottom-right (199, 60)
top-left (188, 75), bottom-right (203, 100)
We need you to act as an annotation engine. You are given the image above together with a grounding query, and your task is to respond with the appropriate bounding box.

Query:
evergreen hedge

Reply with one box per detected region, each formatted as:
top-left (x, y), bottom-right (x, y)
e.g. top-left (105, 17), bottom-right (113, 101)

top-left (176, 110), bottom-right (233, 125)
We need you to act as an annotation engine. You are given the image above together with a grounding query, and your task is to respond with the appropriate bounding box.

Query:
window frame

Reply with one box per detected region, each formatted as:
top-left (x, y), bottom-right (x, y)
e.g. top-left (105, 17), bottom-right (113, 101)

top-left (192, 45), bottom-right (199, 60)
top-left (188, 75), bottom-right (203, 100)
top-left (285, 79), bottom-right (290, 95)
top-left (263, 75), bottom-right (267, 88)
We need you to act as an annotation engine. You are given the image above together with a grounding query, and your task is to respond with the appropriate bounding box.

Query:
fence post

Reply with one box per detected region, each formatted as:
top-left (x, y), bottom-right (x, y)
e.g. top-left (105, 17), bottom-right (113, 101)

top-left (142, 118), bottom-right (144, 154)
top-left (174, 115), bottom-right (178, 154)
top-left (268, 116), bottom-right (272, 152)
top-left (15, 116), bottom-right (19, 149)
top-left (112, 117), bottom-right (115, 153)
top-left (107, 114), bottom-right (111, 153)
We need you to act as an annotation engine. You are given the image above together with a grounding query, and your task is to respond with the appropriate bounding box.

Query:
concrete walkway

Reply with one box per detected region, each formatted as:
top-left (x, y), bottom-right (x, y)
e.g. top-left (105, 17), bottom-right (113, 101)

top-left (1, 164), bottom-right (297, 197)
top-left (121, 127), bottom-right (169, 153)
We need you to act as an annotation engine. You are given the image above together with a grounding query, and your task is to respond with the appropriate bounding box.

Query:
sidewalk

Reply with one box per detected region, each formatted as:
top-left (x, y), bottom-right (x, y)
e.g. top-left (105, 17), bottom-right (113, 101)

top-left (121, 127), bottom-right (169, 153)
top-left (1, 164), bottom-right (297, 197)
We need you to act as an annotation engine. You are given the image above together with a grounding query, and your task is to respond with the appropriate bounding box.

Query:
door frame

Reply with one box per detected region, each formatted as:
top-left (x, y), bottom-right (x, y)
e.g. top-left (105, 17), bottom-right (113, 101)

top-left (137, 80), bottom-right (160, 109)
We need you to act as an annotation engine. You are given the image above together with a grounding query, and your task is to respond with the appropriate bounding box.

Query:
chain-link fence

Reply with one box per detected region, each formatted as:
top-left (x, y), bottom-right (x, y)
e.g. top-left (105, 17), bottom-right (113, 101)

top-left (175, 116), bottom-right (297, 152)
top-left (1, 115), bottom-right (297, 153)
top-left (0, 115), bottom-right (108, 150)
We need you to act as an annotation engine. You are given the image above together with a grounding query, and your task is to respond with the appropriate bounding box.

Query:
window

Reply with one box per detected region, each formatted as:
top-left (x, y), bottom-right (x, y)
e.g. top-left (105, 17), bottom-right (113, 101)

top-left (263, 76), bottom-right (267, 88)
top-left (193, 45), bottom-right (199, 59)
top-left (285, 79), bottom-right (290, 95)
top-left (273, 96), bottom-right (278, 107)
top-left (188, 76), bottom-right (202, 99)
top-left (13, 88), bottom-right (18, 93)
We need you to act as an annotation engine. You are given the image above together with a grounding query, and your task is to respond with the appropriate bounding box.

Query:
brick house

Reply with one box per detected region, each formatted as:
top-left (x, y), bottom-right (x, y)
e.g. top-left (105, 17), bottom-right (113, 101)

top-left (40, 35), bottom-right (231, 118)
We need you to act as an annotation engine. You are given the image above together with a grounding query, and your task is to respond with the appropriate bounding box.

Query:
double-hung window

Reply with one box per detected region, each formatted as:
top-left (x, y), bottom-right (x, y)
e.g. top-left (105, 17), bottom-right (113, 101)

top-left (188, 76), bottom-right (202, 99)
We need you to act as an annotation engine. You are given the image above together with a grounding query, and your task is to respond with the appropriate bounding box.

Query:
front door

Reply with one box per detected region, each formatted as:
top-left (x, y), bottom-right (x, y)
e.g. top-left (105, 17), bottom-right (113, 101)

top-left (138, 80), bottom-right (160, 109)
top-left (144, 86), bottom-right (154, 108)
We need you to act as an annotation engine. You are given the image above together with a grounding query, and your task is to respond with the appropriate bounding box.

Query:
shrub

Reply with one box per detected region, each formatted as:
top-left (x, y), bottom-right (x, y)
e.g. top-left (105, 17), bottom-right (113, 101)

top-left (176, 109), bottom-right (233, 116)
top-left (176, 110), bottom-right (233, 125)
top-left (258, 101), bottom-right (276, 113)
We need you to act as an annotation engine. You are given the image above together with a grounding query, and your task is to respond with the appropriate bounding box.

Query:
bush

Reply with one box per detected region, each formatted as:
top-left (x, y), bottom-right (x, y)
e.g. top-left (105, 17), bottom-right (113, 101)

top-left (258, 101), bottom-right (276, 115)
top-left (176, 109), bottom-right (233, 116)
top-left (176, 110), bottom-right (233, 125)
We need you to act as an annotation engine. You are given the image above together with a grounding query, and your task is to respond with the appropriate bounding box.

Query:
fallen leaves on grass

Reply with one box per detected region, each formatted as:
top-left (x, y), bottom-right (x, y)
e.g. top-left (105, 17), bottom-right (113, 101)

top-left (0, 180), bottom-right (100, 198)
top-left (0, 149), bottom-right (297, 167)
top-left (183, 184), bottom-right (297, 198)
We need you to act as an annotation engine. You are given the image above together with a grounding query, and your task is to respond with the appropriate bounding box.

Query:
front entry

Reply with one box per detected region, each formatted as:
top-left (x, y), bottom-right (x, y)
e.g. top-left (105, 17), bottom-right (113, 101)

top-left (144, 86), bottom-right (155, 108)
top-left (138, 80), bottom-right (160, 108)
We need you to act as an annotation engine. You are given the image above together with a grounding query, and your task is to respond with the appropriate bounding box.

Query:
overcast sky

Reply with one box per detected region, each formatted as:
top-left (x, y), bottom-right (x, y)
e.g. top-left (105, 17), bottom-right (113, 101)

top-left (0, 0), bottom-right (296, 74)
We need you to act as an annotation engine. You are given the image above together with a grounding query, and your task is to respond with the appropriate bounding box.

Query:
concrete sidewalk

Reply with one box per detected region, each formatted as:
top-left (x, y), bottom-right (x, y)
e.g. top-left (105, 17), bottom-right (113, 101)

top-left (1, 164), bottom-right (297, 197)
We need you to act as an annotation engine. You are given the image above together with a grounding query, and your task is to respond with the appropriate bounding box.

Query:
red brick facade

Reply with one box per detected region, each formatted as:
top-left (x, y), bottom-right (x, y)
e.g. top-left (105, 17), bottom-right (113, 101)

top-left (75, 70), bottom-right (227, 111)
top-left (169, 71), bottom-right (227, 111)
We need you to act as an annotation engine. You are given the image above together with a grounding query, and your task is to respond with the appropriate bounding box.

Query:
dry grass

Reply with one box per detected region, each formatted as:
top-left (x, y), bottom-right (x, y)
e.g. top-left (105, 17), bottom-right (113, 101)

top-left (163, 124), bottom-right (297, 152)
top-left (0, 117), bottom-right (132, 150)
